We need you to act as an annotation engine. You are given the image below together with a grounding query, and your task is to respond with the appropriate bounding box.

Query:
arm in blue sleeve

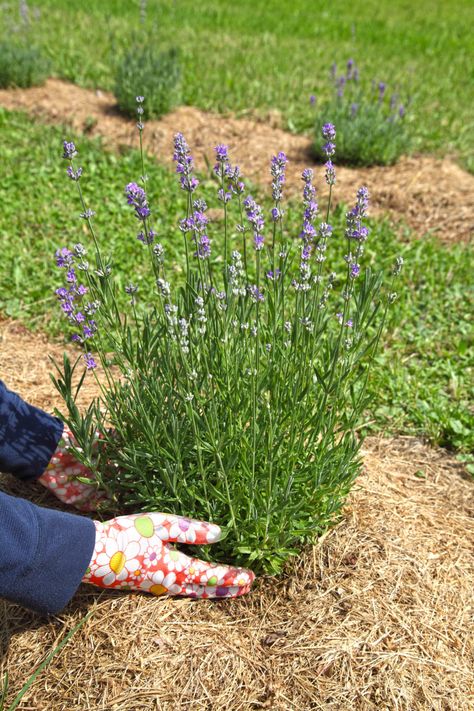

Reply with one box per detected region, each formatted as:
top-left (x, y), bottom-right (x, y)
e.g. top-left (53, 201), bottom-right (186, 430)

top-left (0, 491), bottom-right (96, 615)
top-left (0, 380), bottom-right (64, 482)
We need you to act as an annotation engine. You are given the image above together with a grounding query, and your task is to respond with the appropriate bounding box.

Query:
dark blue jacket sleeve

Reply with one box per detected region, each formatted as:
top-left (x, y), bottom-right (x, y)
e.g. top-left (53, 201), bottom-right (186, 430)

top-left (0, 380), bottom-right (64, 482)
top-left (0, 490), bottom-right (96, 615)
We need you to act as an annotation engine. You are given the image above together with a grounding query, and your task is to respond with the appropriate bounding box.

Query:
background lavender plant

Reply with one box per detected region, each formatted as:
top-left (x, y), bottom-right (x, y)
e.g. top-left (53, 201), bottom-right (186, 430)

top-left (114, 45), bottom-right (181, 119)
top-left (51, 117), bottom-right (402, 574)
top-left (312, 59), bottom-right (412, 166)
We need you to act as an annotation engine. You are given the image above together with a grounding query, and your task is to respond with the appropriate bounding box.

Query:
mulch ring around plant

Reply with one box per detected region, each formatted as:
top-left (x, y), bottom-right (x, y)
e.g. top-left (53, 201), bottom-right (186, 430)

top-left (1, 317), bottom-right (473, 710)
top-left (1, 78), bottom-right (473, 244)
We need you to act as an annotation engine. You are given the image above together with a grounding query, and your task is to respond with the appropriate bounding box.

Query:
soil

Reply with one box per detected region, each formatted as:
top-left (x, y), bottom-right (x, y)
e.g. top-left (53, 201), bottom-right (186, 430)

top-left (0, 78), bottom-right (473, 243)
top-left (1, 317), bottom-right (474, 710)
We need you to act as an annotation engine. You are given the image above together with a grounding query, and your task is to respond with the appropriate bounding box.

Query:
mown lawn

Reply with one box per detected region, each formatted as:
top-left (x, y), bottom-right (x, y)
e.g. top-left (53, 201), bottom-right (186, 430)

top-left (1, 0), bottom-right (473, 170)
top-left (1, 110), bottom-right (472, 456)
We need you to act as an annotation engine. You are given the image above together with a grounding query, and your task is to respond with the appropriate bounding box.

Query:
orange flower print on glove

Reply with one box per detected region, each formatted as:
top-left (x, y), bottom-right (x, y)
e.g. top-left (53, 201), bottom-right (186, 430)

top-left (83, 513), bottom-right (255, 599)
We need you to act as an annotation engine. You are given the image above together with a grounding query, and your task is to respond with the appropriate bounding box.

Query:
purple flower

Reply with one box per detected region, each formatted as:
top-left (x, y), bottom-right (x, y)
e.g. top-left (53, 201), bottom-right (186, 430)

top-left (62, 141), bottom-right (77, 160)
top-left (319, 222), bottom-right (333, 239)
top-left (322, 123), bottom-right (336, 141)
top-left (345, 188), bottom-right (370, 245)
top-left (323, 141), bottom-right (336, 157)
top-left (310, 94), bottom-right (316, 105)
top-left (399, 104), bottom-right (406, 118)
top-left (84, 353), bottom-right (97, 370)
top-left (266, 269), bottom-right (281, 280)
top-left (350, 263), bottom-right (360, 279)
top-left (173, 133), bottom-right (199, 193)
top-left (214, 144), bottom-right (229, 163)
top-left (351, 103), bottom-right (358, 118)
top-left (244, 195), bottom-right (265, 251)
top-left (67, 166), bottom-right (83, 181)
top-left (55, 247), bottom-right (74, 268)
top-left (125, 182), bottom-right (150, 221)
top-left (248, 285), bottom-right (265, 302)
top-left (80, 209), bottom-right (95, 220)
top-left (325, 160), bottom-right (336, 186)
top-left (378, 82), bottom-right (386, 99)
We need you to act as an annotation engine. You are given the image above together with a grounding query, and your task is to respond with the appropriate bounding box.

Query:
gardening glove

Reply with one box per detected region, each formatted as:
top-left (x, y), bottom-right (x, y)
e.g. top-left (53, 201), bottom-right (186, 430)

top-left (38, 423), bottom-right (109, 512)
top-left (82, 513), bottom-right (255, 599)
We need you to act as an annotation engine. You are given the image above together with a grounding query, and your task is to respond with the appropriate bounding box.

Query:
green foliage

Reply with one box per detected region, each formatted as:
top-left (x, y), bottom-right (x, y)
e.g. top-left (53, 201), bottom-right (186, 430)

top-left (0, 0), bottom-right (472, 167)
top-left (0, 112), bottom-right (471, 455)
top-left (0, 42), bottom-right (50, 89)
top-left (313, 63), bottom-right (411, 166)
top-left (114, 46), bottom-right (181, 119)
top-left (51, 133), bottom-right (398, 573)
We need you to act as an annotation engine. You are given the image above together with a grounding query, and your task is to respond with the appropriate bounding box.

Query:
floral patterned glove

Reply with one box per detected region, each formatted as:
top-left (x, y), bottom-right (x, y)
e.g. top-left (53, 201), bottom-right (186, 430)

top-left (38, 424), bottom-right (109, 512)
top-left (83, 513), bottom-right (255, 599)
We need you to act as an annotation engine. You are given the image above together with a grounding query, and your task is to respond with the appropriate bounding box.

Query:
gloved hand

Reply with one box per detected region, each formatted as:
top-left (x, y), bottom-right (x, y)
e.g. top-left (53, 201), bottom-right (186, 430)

top-left (38, 423), bottom-right (109, 512)
top-left (83, 513), bottom-right (255, 599)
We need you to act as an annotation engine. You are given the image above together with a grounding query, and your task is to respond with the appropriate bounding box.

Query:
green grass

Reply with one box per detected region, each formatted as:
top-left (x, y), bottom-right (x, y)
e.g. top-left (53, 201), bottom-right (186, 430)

top-left (1, 0), bottom-right (473, 169)
top-left (0, 109), bottom-right (472, 454)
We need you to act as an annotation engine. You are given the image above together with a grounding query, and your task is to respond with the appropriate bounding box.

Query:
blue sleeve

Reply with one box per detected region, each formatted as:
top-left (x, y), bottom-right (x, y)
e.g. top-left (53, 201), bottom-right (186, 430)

top-left (0, 490), bottom-right (96, 615)
top-left (0, 380), bottom-right (64, 482)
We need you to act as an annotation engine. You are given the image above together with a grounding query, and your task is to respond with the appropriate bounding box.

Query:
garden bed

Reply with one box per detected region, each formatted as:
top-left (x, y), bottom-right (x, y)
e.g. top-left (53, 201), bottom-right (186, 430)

top-left (0, 79), bottom-right (473, 243)
top-left (1, 317), bottom-right (473, 710)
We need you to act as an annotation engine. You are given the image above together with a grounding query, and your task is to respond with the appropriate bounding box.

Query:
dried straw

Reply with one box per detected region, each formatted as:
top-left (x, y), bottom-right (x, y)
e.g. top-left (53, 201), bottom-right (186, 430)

top-left (1, 320), bottom-right (473, 710)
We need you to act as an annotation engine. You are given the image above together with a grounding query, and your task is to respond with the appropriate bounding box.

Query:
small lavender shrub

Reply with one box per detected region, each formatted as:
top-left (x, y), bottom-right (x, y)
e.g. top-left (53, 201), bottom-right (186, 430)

top-left (114, 46), bottom-right (181, 119)
top-left (313, 60), bottom-right (411, 166)
top-left (52, 111), bottom-right (402, 574)
top-left (0, 42), bottom-right (49, 88)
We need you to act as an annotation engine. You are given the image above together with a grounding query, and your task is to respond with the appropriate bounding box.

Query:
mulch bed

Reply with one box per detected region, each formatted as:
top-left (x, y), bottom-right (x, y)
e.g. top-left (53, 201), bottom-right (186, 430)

top-left (1, 318), bottom-right (473, 710)
top-left (0, 78), bottom-right (473, 243)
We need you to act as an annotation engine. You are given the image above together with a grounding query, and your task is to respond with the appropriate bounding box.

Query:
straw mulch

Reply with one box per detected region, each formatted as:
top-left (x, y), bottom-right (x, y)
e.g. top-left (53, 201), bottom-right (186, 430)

top-left (1, 318), bottom-right (473, 710)
top-left (0, 78), bottom-right (473, 243)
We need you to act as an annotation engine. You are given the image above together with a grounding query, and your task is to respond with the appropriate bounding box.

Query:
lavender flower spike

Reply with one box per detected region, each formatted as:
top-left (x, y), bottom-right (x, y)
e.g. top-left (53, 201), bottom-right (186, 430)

top-left (63, 141), bottom-right (77, 160)
top-left (243, 195), bottom-right (265, 251)
top-left (125, 182), bottom-right (150, 221)
top-left (173, 133), bottom-right (199, 193)
top-left (270, 151), bottom-right (288, 202)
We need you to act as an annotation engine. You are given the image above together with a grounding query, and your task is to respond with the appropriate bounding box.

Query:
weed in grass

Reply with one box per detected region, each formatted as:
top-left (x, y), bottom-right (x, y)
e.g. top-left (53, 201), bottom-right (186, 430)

top-left (114, 45), bottom-right (181, 119)
top-left (312, 60), bottom-right (411, 166)
top-left (51, 110), bottom-right (403, 572)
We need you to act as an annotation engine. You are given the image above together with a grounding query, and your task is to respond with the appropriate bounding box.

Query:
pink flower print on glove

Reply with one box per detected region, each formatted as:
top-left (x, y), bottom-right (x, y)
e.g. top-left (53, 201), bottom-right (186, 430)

top-left (38, 423), bottom-right (109, 512)
top-left (83, 513), bottom-right (255, 600)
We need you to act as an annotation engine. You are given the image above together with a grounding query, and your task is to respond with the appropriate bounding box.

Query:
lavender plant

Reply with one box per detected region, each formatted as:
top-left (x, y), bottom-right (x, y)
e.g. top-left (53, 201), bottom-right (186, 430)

top-left (0, 2), bottom-right (49, 88)
top-left (312, 60), bottom-right (411, 166)
top-left (51, 104), bottom-right (402, 574)
top-left (114, 46), bottom-right (181, 119)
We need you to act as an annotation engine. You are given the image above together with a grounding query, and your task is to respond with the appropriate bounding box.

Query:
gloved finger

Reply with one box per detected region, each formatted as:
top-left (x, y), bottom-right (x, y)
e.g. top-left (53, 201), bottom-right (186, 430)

top-left (172, 581), bottom-right (254, 599)
top-left (136, 512), bottom-right (222, 545)
top-left (158, 547), bottom-right (255, 591)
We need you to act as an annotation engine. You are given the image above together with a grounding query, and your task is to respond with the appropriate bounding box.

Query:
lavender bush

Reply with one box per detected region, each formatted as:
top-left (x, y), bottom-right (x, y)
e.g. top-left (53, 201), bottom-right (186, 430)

top-left (51, 102), bottom-right (402, 573)
top-left (114, 46), bottom-right (181, 119)
top-left (312, 60), bottom-right (411, 166)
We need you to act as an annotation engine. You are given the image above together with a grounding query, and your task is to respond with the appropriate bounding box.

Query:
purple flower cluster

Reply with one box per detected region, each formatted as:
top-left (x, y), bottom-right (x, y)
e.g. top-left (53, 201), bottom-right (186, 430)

top-left (180, 201), bottom-right (211, 260)
top-left (299, 168), bottom-right (318, 243)
top-left (213, 144), bottom-right (244, 202)
top-left (173, 133), bottom-right (199, 193)
top-left (125, 182), bottom-right (151, 221)
top-left (243, 195), bottom-right (265, 251)
top-left (62, 141), bottom-right (77, 160)
top-left (270, 151), bottom-right (288, 202)
top-left (55, 247), bottom-right (98, 364)
top-left (247, 284), bottom-right (265, 302)
top-left (345, 186), bottom-right (370, 279)
top-left (321, 123), bottom-right (336, 185)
